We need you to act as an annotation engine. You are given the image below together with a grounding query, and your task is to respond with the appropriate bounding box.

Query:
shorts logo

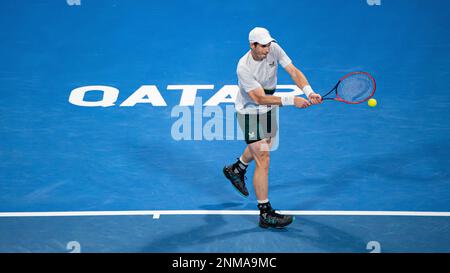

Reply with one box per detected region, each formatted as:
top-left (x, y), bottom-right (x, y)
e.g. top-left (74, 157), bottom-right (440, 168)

top-left (249, 132), bottom-right (256, 138)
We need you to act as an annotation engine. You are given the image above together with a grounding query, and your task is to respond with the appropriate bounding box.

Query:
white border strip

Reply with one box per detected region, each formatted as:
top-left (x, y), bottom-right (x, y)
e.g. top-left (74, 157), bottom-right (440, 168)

top-left (0, 210), bottom-right (450, 217)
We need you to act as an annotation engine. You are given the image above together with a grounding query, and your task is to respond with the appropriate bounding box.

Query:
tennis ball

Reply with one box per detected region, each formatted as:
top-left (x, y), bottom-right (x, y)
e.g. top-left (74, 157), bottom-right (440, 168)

top-left (368, 98), bottom-right (377, 107)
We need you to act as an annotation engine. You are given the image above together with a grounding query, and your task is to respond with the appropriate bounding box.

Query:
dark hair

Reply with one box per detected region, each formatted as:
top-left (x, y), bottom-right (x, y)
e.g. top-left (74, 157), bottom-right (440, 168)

top-left (252, 42), bottom-right (271, 48)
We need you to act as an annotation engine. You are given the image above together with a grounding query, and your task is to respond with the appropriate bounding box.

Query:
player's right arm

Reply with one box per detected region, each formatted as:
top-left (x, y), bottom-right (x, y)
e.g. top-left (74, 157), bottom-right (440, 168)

top-left (248, 87), bottom-right (311, 108)
top-left (238, 65), bottom-right (310, 108)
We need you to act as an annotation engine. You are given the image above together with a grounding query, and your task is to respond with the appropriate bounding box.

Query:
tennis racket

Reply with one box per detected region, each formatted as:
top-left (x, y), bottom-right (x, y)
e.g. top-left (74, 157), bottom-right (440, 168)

top-left (321, 71), bottom-right (376, 104)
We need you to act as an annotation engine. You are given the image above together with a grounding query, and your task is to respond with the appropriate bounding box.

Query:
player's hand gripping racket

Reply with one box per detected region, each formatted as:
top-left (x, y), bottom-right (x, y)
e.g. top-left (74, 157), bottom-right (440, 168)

top-left (321, 71), bottom-right (376, 104)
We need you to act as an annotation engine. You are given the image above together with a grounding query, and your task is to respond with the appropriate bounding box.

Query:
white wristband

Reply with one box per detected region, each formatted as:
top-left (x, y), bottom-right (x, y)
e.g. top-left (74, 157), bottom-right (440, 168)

top-left (302, 85), bottom-right (315, 98)
top-left (281, 96), bottom-right (295, 106)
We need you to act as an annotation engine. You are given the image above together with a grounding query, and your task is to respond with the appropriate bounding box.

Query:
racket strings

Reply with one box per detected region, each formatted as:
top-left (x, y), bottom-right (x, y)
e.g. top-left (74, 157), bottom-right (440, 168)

top-left (337, 73), bottom-right (375, 103)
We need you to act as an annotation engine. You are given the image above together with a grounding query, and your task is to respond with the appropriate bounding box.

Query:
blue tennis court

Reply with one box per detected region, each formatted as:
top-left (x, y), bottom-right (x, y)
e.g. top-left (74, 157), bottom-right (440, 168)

top-left (1, 0), bottom-right (449, 253)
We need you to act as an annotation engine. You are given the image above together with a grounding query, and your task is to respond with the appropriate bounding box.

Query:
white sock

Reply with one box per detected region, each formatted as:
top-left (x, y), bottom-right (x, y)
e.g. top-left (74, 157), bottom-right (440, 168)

top-left (257, 199), bottom-right (269, 204)
top-left (239, 156), bottom-right (249, 165)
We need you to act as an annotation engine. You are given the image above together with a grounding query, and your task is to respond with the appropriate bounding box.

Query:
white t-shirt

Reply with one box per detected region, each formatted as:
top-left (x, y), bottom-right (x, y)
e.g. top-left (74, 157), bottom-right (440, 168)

top-left (235, 42), bottom-right (292, 114)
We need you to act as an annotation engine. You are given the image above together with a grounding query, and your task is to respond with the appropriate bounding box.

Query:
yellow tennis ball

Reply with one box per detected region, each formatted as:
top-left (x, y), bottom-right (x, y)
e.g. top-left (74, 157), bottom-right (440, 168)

top-left (368, 98), bottom-right (377, 107)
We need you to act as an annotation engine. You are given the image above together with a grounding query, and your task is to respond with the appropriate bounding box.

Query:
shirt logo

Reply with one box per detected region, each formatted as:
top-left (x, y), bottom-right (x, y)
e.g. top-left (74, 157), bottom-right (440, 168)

top-left (268, 61), bottom-right (275, 67)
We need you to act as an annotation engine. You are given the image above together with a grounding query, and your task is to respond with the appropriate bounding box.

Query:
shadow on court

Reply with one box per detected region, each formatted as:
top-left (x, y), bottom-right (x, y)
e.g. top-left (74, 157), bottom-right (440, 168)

top-left (139, 206), bottom-right (365, 252)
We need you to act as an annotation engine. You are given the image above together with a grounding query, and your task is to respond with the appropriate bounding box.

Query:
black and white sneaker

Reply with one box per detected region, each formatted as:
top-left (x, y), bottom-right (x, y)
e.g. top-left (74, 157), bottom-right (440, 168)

top-left (223, 164), bottom-right (249, 197)
top-left (258, 202), bottom-right (294, 228)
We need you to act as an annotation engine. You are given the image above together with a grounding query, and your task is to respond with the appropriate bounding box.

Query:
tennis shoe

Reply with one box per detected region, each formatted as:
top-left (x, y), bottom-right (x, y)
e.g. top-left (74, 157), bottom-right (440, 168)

top-left (223, 164), bottom-right (249, 197)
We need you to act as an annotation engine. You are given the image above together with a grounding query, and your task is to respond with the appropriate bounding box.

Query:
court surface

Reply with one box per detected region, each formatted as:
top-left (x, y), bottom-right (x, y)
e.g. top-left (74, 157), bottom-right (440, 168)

top-left (1, 0), bottom-right (449, 253)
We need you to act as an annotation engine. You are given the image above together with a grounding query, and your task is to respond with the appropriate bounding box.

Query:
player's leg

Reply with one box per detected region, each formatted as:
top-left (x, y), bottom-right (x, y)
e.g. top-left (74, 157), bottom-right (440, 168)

top-left (223, 111), bottom-right (259, 197)
top-left (241, 146), bottom-right (254, 164)
top-left (250, 110), bottom-right (294, 228)
top-left (223, 109), bottom-right (271, 197)
top-left (248, 137), bottom-right (293, 228)
top-left (247, 138), bottom-right (271, 201)
top-left (231, 146), bottom-right (254, 175)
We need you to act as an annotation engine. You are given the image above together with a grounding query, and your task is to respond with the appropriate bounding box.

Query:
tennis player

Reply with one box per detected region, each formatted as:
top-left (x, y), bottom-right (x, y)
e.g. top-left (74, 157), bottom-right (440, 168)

top-left (223, 27), bottom-right (322, 228)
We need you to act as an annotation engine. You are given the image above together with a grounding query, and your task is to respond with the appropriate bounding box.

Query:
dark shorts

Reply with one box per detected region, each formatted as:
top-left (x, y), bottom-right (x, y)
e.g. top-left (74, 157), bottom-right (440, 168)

top-left (237, 109), bottom-right (278, 144)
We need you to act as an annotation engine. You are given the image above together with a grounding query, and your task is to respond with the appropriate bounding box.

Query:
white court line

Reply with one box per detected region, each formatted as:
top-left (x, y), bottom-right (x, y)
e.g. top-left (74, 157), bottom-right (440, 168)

top-left (0, 210), bottom-right (450, 217)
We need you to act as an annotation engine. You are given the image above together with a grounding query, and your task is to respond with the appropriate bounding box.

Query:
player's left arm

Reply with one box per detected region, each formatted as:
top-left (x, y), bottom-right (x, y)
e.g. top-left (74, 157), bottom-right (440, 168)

top-left (284, 63), bottom-right (322, 104)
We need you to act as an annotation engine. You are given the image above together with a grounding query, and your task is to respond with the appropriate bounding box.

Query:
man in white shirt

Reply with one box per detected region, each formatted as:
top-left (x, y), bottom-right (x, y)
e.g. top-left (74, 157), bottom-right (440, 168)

top-left (223, 27), bottom-right (322, 229)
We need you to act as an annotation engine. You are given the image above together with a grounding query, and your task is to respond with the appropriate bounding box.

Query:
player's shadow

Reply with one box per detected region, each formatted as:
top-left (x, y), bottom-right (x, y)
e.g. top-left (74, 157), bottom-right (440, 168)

top-left (200, 202), bottom-right (251, 210)
top-left (140, 212), bottom-right (365, 252)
